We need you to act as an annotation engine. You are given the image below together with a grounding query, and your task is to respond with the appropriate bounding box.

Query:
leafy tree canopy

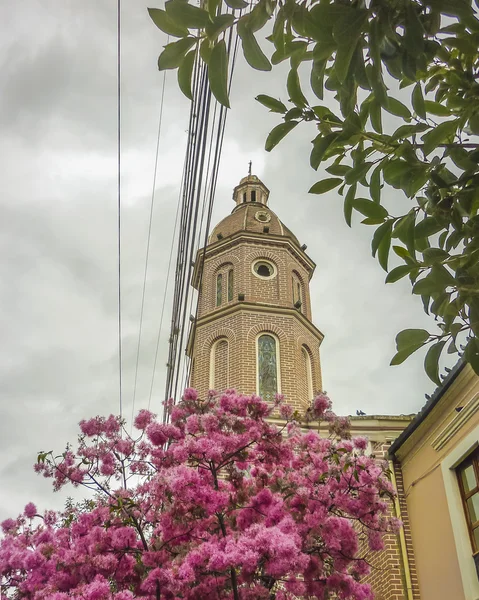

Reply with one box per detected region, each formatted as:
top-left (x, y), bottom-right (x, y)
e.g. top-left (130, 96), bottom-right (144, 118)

top-left (0, 391), bottom-right (398, 599)
top-left (149, 0), bottom-right (479, 383)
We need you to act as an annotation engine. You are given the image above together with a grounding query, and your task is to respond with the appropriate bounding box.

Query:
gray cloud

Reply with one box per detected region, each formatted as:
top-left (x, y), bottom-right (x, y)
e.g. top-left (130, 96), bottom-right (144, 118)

top-left (0, 0), bottom-right (448, 521)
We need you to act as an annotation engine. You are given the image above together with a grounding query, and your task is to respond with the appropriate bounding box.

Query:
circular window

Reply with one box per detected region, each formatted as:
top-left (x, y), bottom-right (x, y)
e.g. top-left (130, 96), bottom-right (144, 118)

top-left (252, 260), bottom-right (277, 280)
top-left (255, 211), bottom-right (271, 223)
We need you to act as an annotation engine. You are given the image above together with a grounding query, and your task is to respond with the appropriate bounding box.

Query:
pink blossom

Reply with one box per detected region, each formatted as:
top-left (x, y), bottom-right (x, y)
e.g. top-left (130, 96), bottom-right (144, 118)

top-left (0, 389), bottom-right (398, 600)
top-left (24, 502), bottom-right (37, 518)
top-left (134, 409), bottom-right (155, 430)
top-left (353, 436), bottom-right (368, 450)
top-left (146, 423), bottom-right (168, 446)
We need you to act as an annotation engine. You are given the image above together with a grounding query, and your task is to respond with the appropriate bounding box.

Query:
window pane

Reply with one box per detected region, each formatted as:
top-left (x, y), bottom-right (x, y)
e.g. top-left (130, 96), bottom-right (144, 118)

top-left (258, 335), bottom-right (277, 401)
top-left (216, 274), bottom-right (222, 306)
top-left (467, 493), bottom-right (479, 524)
top-left (474, 527), bottom-right (479, 552)
top-left (460, 463), bottom-right (477, 494)
top-left (228, 270), bottom-right (233, 302)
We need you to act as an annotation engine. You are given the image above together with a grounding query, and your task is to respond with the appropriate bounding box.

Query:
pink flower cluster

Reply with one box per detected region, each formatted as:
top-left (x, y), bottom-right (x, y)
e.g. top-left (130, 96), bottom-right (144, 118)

top-left (0, 390), bottom-right (399, 600)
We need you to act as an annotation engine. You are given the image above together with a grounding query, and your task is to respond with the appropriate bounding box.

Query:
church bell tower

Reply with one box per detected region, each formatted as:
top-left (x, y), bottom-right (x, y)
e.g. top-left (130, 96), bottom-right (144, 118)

top-left (187, 174), bottom-right (324, 411)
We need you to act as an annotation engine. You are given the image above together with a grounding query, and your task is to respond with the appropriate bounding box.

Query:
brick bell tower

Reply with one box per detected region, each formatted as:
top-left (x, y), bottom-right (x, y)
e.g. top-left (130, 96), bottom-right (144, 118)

top-left (187, 174), bottom-right (324, 412)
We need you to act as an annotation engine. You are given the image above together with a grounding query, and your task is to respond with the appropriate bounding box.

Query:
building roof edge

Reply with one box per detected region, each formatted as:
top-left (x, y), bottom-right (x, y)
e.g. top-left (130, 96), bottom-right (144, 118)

top-left (388, 359), bottom-right (466, 458)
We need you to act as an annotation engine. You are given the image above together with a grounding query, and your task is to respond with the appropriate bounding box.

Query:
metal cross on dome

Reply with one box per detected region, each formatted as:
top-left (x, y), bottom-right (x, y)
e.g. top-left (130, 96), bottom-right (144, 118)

top-left (248, 160), bottom-right (252, 176)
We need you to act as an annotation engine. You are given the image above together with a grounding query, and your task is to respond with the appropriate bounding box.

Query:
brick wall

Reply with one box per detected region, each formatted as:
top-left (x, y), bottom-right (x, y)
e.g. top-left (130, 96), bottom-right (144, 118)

top-left (358, 442), bottom-right (420, 600)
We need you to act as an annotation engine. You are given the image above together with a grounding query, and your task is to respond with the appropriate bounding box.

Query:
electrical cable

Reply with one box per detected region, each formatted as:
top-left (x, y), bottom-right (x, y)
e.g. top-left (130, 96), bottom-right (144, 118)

top-left (164, 18), bottom-right (240, 416)
top-left (117, 0), bottom-right (123, 422)
top-left (130, 67), bottom-right (168, 427)
top-left (147, 162), bottom-right (184, 412)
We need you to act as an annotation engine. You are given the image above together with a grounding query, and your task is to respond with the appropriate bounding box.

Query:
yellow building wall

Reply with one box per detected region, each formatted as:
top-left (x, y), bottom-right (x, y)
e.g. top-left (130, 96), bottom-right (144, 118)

top-left (394, 365), bottom-right (479, 600)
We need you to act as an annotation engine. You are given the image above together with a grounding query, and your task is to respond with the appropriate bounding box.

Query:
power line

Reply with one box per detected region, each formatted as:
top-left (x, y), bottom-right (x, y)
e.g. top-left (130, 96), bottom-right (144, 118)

top-left (130, 66), bottom-right (169, 426)
top-left (164, 19), bottom-right (240, 415)
top-left (147, 162), bottom-right (184, 412)
top-left (117, 0), bottom-right (123, 422)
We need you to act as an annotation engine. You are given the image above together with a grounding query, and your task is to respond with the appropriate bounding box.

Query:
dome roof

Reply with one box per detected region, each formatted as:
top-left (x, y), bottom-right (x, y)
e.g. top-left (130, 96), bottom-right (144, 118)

top-left (208, 203), bottom-right (300, 247)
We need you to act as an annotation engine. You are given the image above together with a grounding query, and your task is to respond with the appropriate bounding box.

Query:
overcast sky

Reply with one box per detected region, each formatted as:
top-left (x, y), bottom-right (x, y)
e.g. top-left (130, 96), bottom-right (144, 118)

top-left (0, 0), bottom-right (452, 520)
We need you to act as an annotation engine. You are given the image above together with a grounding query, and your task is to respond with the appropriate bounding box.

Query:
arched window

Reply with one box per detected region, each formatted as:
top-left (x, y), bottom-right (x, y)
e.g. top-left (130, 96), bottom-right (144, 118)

top-left (228, 269), bottom-right (233, 302)
top-left (257, 334), bottom-right (280, 401)
top-left (216, 273), bottom-right (222, 306)
top-left (302, 346), bottom-right (314, 401)
top-left (210, 338), bottom-right (229, 391)
top-left (292, 271), bottom-right (304, 311)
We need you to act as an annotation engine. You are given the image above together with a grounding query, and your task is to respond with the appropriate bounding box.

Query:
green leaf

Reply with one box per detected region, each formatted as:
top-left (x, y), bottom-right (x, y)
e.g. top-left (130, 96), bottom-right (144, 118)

top-left (256, 95), bottom-right (287, 114)
top-left (309, 178), bottom-right (343, 194)
top-left (424, 340), bottom-right (446, 385)
top-left (374, 221), bottom-right (393, 270)
top-left (353, 198), bottom-right (389, 220)
top-left (200, 38), bottom-right (212, 64)
top-left (332, 8), bottom-right (369, 83)
top-left (205, 13), bottom-right (235, 40)
top-left (208, 40), bottom-right (230, 108)
top-left (424, 100), bottom-right (451, 116)
top-left (158, 37), bottom-right (197, 70)
top-left (415, 217), bottom-right (444, 240)
top-left (384, 97), bottom-right (412, 120)
top-left (148, 8), bottom-right (189, 37)
top-left (369, 99), bottom-right (382, 133)
top-left (165, 0), bottom-right (211, 28)
top-left (178, 49), bottom-right (196, 100)
top-left (391, 328), bottom-right (430, 365)
top-left (310, 134), bottom-right (336, 171)
top-left (421, 120), bottom-right (459, 155)
top-left (383, 160), bottom-right (411, 186)
top-left (344, 184), bottom-right (356, 227)
top-left (390, 123), bottom-right (429, 142)
top-left (310, 59), bottom-right (326, 100)
top-left (224, 0), bottom-right (248, 9)
top-left (239, 25), bottom-right (272, 71)
top-left (386, 265), bottom-right (413, 283)
top-left (412, 83), bottom-right (426, 119)
top-left (412, 265), bottom-right (455, 295)
top-left (465, 337), bottom-right (479, 376)
top-left (287, 68), bottom-right (307, 107)
top-left (396, 328), bottom-right (430, 350)
top-left (326, 164), bottom-right (351, 176)
top-left (265, 121), bottom-right (299, 152)
top-left (372, 219), bottom-right (393, 257)
top-left (345, 162), bottom-right (373, 185)
top-left (422, 247), bottom-right (450, 265)
top-left (370, 164), bottom-right (382, 203)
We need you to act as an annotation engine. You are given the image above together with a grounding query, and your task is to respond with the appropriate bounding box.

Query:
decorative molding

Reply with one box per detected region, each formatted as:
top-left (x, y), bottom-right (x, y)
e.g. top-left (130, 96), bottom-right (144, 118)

top-left (195, 302), bottom-right (325, 343)
top-left (432, 393), bottom-right (479, 451)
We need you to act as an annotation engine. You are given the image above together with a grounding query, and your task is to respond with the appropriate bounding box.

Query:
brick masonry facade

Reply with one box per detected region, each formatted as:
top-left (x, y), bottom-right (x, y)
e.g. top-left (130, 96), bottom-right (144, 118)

top-left (188, 175), bottom-right (323, 412)
top-left (188, 175), bottom-right (419, 599)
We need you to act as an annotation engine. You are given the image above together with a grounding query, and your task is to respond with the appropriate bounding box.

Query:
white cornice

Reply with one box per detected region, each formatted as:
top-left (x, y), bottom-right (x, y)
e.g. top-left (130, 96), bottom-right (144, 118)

top-left (431, 392), bottom-right (479, 451)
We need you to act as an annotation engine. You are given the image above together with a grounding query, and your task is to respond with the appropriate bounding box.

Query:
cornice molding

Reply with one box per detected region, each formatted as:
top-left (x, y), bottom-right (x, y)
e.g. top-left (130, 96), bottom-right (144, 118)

top-left (432, 392), bottom-right (479, 452)
top-left (192, 232), bottom-right (316, 288)
top-left (187, 302), bottom-right (324, 356)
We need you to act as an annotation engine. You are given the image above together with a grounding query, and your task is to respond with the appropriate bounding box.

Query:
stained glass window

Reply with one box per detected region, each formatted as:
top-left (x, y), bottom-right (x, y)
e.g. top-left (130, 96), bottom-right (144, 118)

top-left (216, 273), bottom-right (222, 306)
top-left (258, 334), bottom-right (278, 401)
top-left (228, 269), bottom-right (233, 302)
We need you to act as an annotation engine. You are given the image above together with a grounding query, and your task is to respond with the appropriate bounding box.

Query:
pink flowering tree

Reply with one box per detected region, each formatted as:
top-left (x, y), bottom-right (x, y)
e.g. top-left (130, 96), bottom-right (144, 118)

top-left (0, 390), bottom-right (399, 600)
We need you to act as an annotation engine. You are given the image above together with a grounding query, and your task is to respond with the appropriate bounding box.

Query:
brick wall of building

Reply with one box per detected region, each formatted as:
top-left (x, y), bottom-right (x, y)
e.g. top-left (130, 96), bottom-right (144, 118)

top-left (190, 308), bottom-right (322, 411)
top-left (357, 442), bottom-right (420, 600)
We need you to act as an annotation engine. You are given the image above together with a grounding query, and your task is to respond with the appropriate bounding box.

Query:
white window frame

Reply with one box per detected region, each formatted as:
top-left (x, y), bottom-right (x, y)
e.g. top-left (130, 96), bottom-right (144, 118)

top-left (255, 332), bottom-right (281, 399)
top-left (252, 259), bottom-right (277, 280)
top-left (441, 423), bottom-right (479, 600)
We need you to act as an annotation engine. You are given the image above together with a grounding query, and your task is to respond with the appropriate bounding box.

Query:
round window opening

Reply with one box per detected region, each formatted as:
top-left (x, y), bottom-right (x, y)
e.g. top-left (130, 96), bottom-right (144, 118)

top-left (253, 260), bottom-right (276, 279)
top-left (255, 211), bottom-right (271, 223)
